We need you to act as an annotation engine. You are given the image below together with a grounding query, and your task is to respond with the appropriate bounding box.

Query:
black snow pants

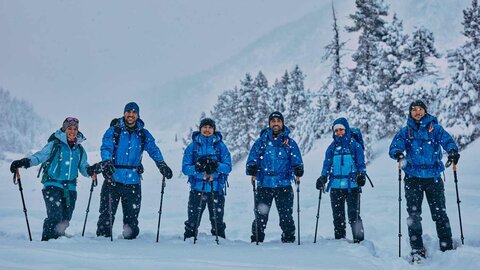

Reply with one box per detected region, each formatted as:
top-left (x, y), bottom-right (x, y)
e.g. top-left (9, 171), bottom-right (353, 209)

top-left (96, 181), bottom-right (141, 239)
top-left (42, 186), bottom-right (77, 241)
top-left (330, 187), bottom-right (364, 242)
top-left (404, 176), bottom-right (453, 251)
top-left (184, 189), bottom-right (226, 238)
top-left (251, 186), bottom-right (295, 243)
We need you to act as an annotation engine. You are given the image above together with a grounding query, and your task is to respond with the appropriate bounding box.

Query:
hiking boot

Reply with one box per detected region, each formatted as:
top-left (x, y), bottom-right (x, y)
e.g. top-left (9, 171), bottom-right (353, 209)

top-left (410, 247), bottom-right (426, 263)
top-left (440, 238), bottom-right (453, 252)
top-left (281, 232), bottom-right (295, 243)
top-left (211, 228), bottom-right (226, 239)
top-left (250, 233), bottom-right (265, 243)
top-left (184, 229), bottom-right (196, 241)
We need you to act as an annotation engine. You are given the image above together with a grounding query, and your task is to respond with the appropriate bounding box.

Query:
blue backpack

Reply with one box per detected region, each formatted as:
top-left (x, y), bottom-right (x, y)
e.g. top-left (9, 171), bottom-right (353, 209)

top-left (350, 128), bottom-right (364, 150)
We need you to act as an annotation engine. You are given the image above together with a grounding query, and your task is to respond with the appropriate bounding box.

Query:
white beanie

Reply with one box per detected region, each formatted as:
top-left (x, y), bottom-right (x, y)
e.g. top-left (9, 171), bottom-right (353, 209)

top-left (333, 123), bottom-right (345, 131)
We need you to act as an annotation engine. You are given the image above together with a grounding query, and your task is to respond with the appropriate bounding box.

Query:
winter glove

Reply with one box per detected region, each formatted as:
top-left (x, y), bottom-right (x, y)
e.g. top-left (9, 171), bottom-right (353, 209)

top-left (195, 156), bottom-right (208, 173)
top-left (356, 173), bottom-right (366, 187)
top-left (205, 157), bottom-right (219, 175)
top-left (293, 165), bottom-right (304, 177)
top-left (86, 162), bottom-right (103, 177)
top-left (393, 152), bottom-right (405, 162)
top-left (101, 160), bottom-right (116, 180)
top-left (316, 175), bottom-right (328, 190)
top-left (246, 163), bottom-right (258, 176)
top-left (447, 150), bottom-right (460, 165)
top-left (156, 160), bottom-right (173, 179)
top-left (10, 158), bottom-right (31, 173)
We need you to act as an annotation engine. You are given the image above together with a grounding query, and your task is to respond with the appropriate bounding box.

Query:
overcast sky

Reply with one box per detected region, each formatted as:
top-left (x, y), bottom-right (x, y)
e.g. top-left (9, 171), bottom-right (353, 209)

top-left (0, 0), bottom-right (322, 108)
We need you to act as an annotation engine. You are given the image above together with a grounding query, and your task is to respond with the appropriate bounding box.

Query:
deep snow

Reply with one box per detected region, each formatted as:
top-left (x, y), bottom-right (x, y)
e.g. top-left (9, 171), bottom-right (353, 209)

top-left (1, 135), bottom-right (479, 270)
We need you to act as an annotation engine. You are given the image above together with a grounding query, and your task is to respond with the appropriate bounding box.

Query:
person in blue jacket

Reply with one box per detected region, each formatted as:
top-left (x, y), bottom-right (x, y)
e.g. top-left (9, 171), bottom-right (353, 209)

top-left (389, 100), bottom-right (460, 258)
top-left (316, 117), bottom-right (366, 243)
top-left (96, 102), bottom-right (173, 240)
top-left (10, 117), bottom-right (101, 241)
top-left (182, 118), bottom-right (232, 240)
top-left (246, 111), bottom-right (304, 243)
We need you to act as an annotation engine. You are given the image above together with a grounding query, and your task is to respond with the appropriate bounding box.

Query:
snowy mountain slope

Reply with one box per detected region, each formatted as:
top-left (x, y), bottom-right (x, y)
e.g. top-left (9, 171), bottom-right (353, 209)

top-left (141, 0), bottom-right (471, 131)
top-left (0, 134), bottom-right (479, 269)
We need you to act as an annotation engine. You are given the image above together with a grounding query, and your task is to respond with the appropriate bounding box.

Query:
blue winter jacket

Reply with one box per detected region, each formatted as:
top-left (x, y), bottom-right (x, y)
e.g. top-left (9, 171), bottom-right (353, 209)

top-left (321, 118), bottom-right (366, 191)
top-left (389, 114), bottom-right (458, 179)
top-left (29, 129), bottom-right (89, 191)
top-left (101, 118), bottom-right (165, 184)
top-left (182, 131), bottom-right (232, 193)
top-left (246, 126), bottom-right (303, 188)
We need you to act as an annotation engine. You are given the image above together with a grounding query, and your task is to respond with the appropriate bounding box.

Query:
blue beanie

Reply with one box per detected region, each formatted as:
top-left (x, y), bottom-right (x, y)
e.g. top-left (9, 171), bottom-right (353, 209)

top-left (124, 102), bottom-right (140, 116)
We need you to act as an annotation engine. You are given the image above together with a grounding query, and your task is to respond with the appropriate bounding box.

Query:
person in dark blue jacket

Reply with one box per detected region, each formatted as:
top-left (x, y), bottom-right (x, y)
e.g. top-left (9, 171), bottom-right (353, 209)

top-left (389, 100), bottom-right (460, 258)
top-left (316, 117), bottom-right (366, 243)
top-left (182, 118), bottom-right (232, 240)
top-left (96, 102), bottom-right (173, 240)
top-left (10, 117), bottom-right (101, 241)
top-left (246, 111), bottom-right (304, 243)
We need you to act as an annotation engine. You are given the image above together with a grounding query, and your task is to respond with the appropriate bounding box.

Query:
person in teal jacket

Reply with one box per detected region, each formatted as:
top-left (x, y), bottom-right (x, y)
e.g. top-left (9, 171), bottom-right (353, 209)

top-left (10, 117), bottom-right (100, 241)
top-left (317, 117), bottom-right (366, 243)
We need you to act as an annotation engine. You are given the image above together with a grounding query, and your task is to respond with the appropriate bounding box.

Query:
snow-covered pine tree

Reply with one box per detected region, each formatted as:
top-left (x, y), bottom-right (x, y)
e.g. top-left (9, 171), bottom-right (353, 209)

top-left (391, 26), bottom-right (442, 121)
top-left (314, 2), bottom-right (349, 139)
top-left (285, 65), bottom-right (309, 133)
top-left (0, 88), bottom-right (49, 158)
top-left (345, 0), bottom-right (390, 160)
top-left (439, 0), bottom-right (480, 147)
top-left (253, 71), bottom-right (271, 132)
top-left (378, 14), bottom-right (408, 136)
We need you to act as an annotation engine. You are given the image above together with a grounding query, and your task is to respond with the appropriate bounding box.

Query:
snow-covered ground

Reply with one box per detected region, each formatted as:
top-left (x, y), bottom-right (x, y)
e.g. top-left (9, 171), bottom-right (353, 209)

top-left (1, 137), bottom-right (479, 270)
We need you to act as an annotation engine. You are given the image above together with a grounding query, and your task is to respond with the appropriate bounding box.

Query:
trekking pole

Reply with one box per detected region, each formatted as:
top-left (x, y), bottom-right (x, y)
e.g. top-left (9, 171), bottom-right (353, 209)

top-left (193, 174), bottom-right (207, 244)
top-left (452, 163), bottom-right (465, 245)
top-left (156, 176), bottom-right (166, 243)
top-left (398, 163), bottom-right (402, 257)
top-left (13, 169), bottom-right (32, 241)
top-left (82, 173), bottom-right (98, 237)
top-left (366, 173), bottom-right (374, 188)
top-left (210, 177), bottom-right (219, 245)
top-left (108, 181), bottom-right (114, 242)
top-left (313, 187), bottom-right (323, 243)
top-left (252, 176), bottom-right (259, 245)
top-left (296, 178), bottom-right (301, 245)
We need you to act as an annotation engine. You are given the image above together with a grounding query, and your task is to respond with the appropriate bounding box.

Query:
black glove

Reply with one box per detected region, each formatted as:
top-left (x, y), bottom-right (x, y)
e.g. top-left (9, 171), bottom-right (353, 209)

top-left (86, 162), bottom-right (103, 176)
top-left (10, 158), bottom-right (31, 173)
top-left (101, 160), bottom-right (116, 180)
top-left (447, 150), bottom-right (460, 165)
top-left (246, 163), bottom-right (258, 176)
top-left (205, 157), bottom-right (219, 175)
top-left (393, 152), bottom-right (405, 162)
top-left (316, 175), bottom-right (328, 190)
top-left (156, 160), bottom-right (173, 179)
top-left (293, 165), bottom-right (304, 177)
top-left (195, 156), bottom-right (208, 173)
top-left (356, 173), bottom-right (366, 187)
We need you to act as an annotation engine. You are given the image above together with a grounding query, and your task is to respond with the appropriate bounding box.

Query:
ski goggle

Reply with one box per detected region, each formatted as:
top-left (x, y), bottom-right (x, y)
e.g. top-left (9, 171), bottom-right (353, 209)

top-left (65, 117), bottom-right (79, 123)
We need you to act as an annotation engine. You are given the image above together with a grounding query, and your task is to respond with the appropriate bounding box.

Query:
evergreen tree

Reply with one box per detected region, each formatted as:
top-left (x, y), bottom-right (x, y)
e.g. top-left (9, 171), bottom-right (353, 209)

top-left (0, 88), bottom-right (49, 158)
top-left (285, 65), bottom-right (308, 133)
top-left (440, 0), bottom-right (480, 147)
top-left (345, 0), bottom-right (389, 160)
top-left (253, 71), bottom-right (271, 131)
top-left (392, 26), bottom-right (442, 121)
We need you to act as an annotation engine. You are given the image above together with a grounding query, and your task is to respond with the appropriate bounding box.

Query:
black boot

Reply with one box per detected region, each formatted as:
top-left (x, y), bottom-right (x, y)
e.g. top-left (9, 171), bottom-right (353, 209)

top-left (411, 247), bottom-right (427, 263)
top-left (184, 229), bottom-right (196, 241)
top-left (250, 232), bottom-right (265, 243)
top-left (281, 232), bottom-right (295, 243)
